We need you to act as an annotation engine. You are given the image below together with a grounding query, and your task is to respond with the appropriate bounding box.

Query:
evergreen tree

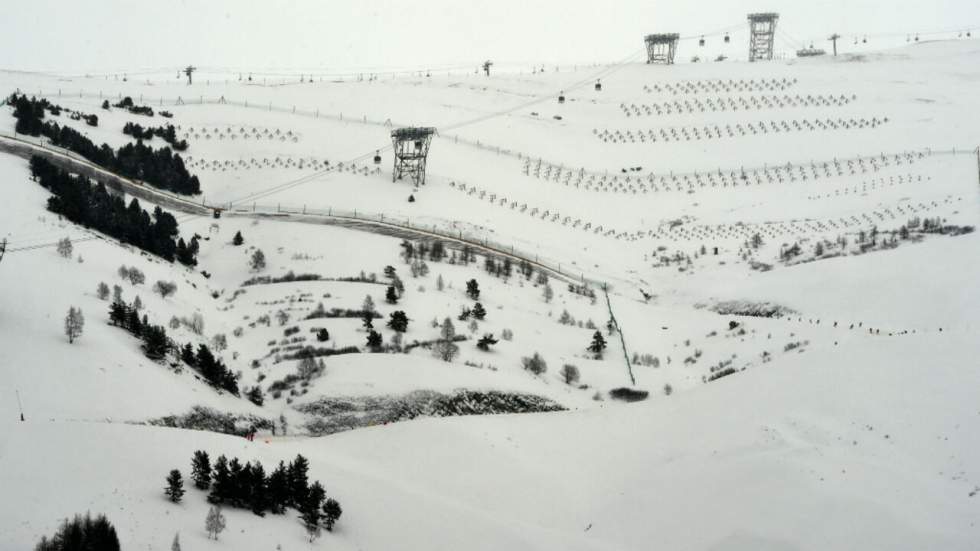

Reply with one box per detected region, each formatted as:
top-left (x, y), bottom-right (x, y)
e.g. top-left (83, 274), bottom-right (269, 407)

top-left (466, 279), bottom-right (480, 300)
top-left (366, 329), bottom-right (383, 349)
top-left (180, 343), bottom-right (197, 367)
top-left (165, 469), bottom-right (185, 503)
top-left (108, 301), bottom-right (127, 326)
top-left (387, 310), bottom-right (409, 332)
top-left (301, 482), bottom-right (326, 541)
top-left (361, 311), bottom-right (374, 330)
top-left (34, 513), bottom-right (120, 551)
top-left (362, 294), bottom-right (376, 313)
top-left (246, 386), bottom-right (264, 406)
top-left (266, 461), bottom-right (290, 514)
top-left (588, 331), bottom-right (608, 357)
top-left (472, 302), bottom-right (487, 320)
top-left (142, 325), bottom-right (169, 360)
top-left (227, 458), bottom-right (246, 507)
top-left (97, 282), bottom-right (110, 300)
top-left (232, 230), bottom-right (244, 246)
top-left (208, 455), bottom-right (231, 504)
top-left (385, 285), bottom-right (398, 304)
top-left (322, 498), bottom-right (343, 531)
top-left (191, 450), bottom-right (211, 490)
top-left (248, 462), bottom-right (268, 516)
top-left (287, 455), bottom-right (310, 507)
top-left (171, 532), bottom-right (181, 551)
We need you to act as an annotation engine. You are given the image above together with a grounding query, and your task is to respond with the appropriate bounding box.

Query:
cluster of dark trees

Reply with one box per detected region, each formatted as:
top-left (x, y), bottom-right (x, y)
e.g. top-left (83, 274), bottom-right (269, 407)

top-left (12, 94), bottom-right (200, 195)
top-left (108, 300), bottom-right (238, 395)
top-left (187, 451), bottom-right (342, 532)
top-left (123, 122), bottom-right (188, 151)
top-left (30, 157), bottom-right (199, 266)
top-left (34, 513), bottom-right (119, 551)
top-left (9, 93), bottom-right (96, 134)
top-left (179, 341), bottom-right (239, 395)
top-left (113, 96), bottom-right (154, 116)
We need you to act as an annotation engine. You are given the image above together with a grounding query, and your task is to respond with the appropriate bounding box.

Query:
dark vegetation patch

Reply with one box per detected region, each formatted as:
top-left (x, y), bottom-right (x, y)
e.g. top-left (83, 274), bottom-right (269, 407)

top-left (10, 93), bottom-right (200, 194)
top-left (298, 390), bottom-right (565, 435)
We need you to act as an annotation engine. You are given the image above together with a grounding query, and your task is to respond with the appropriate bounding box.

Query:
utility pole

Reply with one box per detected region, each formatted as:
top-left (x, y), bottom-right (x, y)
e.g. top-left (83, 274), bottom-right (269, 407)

top-left (184, 66), bottom-right (196, 85)
top-left (828, 33), bottom-right (841, 56)
top-left (16, 389), bottom-right (25, 421)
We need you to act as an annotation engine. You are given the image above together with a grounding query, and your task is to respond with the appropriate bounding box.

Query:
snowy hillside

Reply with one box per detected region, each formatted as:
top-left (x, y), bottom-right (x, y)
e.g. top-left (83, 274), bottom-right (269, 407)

top-left (1, 35), bottom-right (979, 551)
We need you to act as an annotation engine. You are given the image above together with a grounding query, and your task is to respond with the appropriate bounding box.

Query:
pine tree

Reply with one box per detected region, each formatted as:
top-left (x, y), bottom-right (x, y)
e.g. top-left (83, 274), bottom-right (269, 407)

top-left (248, 462), bottom-right (268, 516)
top-left (266, 461), bottom-right (290, 514)
top-left (180, 343), bottom-right (197, 367)
top-left (362, 294), bottom-right (376, 313)
top-left (227, 458), bottom-right (246, 507)
top-left (191, 450), bottom-right (211, 490)
top-left (64, 306), bottom-right (85, 344)
top-left (232, 230), bottom-right (244, 246)
top-left (366, 330), bottom-right (383, 349)
top-left (436, 274), bottom-right (445, 291)
top-left (542, 284), bottom-right (554, 303)
top-left (322, 498), bottom-right (343, 531)
top-left (97, 282), bottom-right (110, 300)
top-left (142, 325), bottom-right (169, 360)
top-left (387, 311), bottom-right (409, 332)
top-left (301, 481), bottom-right (326, 541)
top-left (109, 301), bottom-right (127, 326)
top-left (385, 285), bottom-right (398, 304)
top-left (472, 302), bottom-right (487, 320)
top-left (287, 455), bottom-right (310, 508)
top-left (165, 469), bottom-right (185, 503)
top-left (171, 532), bottom-right (181, 551)
top-left (588, 331), bottom-right (608, 357)
top-left (208, 455), bottom-right (231, 504)
top-left (361, 311), bottom-right (374, 330)
top-left (466, 279), bottom-right (480, 300)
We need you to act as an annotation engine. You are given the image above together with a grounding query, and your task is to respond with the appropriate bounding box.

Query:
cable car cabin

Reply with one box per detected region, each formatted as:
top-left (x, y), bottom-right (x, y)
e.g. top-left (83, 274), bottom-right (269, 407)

top-left (699, 36), bottom-right (705, 46)
top-left (212, 208), bottom-right (223, 219)
top-left (594, 80), bottom-right (602, 91)
top-left (724, 33), bottom-right (730, 43)
top-left (558, 92), bottom-right (565, 104)
top-left (373, 150), bottom-right (382, 165)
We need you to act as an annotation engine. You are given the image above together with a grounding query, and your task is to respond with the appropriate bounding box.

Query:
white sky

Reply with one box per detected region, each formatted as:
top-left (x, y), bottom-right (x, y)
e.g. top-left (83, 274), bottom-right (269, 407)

top-left (2, 0), bottom-right (979, 73)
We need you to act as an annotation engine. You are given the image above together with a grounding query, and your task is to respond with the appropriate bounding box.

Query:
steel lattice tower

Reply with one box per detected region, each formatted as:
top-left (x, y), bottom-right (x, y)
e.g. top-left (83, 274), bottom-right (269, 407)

top-left (747, 13), bottom-right (779, 62)
top-left (390, 127), bottom-right (436, 186)
top-left (644, 34), bottom-right (680, 65)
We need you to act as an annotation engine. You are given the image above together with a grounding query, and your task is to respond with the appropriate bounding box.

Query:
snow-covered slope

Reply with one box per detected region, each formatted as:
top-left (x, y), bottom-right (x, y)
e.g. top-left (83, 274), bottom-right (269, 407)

top-left (1, 39), bottom-right (979, 550)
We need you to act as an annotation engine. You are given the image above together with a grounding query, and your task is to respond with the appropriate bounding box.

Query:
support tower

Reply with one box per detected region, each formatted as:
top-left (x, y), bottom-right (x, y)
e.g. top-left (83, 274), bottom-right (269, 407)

top-left (644, 34), bottom-right (680, 65)
top-left (390, 127), bottom-right (436, 186)
top-left (747, 13), bottom-right (779, 62)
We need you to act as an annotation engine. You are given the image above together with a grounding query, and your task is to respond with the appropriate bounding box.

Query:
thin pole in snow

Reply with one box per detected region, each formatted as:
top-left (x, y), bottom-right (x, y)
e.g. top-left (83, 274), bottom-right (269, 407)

top-left (16, 389), bottom-right (24, 421)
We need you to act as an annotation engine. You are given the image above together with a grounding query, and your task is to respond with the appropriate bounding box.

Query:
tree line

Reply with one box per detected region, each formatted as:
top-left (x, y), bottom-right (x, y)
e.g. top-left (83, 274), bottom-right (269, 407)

top-left (123, 122), bottom-right (188, 151)
top-left (175, 451), bottom-right (342, 540)
top-left (11, 93), bottom-right (200, 194)
top-left (30, 156), bottom-right (198, 266)
top-left (108, 299), bottom-right (239, 395)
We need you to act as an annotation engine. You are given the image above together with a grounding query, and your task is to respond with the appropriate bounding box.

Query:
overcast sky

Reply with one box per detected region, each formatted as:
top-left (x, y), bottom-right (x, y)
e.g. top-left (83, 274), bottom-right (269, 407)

top-left (2, 0), bottom-right (978, 74)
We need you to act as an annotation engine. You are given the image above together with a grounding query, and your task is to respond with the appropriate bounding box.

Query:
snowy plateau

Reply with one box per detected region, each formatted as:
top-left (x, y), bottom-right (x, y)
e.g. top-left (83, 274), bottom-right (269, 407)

top-left (1, 38), bottom-right (980, 551)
